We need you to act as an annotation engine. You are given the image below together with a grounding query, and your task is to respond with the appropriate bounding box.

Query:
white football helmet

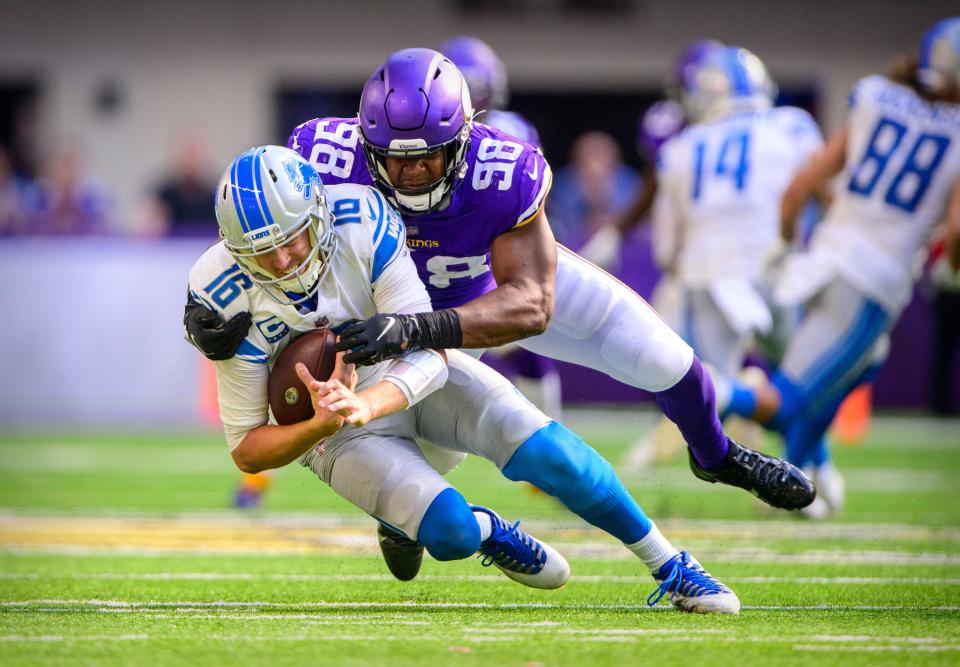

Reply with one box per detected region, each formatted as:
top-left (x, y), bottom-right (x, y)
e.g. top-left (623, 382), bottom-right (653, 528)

top-left (680, 46), bottom-right (777, 123)
top-left (918, 17), bottom-right (960, 94)
top-left (214, 145), bottom-right (337, 306)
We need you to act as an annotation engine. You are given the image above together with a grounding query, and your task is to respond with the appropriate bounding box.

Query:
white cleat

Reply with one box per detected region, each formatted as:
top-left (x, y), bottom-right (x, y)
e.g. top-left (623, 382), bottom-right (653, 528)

top-left (801, 463), bottom-right (845, 520)
top-left (472, 505), bottom-right (570, 589)
top-left (648, 552), bottom-right (741, 615)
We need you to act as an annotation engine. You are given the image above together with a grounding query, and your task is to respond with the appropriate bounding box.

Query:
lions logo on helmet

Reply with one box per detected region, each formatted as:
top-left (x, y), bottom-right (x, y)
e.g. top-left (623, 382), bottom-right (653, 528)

top-left (284, 158), bottom-right (321, 200)
top-left (215, 145), bottom-right (337, 306)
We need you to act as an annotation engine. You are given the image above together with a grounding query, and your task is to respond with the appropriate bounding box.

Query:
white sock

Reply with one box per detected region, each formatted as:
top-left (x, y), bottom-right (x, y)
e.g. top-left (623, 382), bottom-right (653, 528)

top-left (473, 510), bottom-right (493, 542)
top-left (625, 524), bottom-right (680, 573)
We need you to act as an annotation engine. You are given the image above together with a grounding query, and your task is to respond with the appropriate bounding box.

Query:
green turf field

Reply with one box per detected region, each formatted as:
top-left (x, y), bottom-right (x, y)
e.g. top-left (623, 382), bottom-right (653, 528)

top-left (1, 411), bottom-right (958, 666)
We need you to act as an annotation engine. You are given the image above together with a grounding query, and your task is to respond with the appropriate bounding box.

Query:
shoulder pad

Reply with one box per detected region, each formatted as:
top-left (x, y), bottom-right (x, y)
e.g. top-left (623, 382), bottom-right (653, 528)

top-left (187, 243), bottom-right (253, 319)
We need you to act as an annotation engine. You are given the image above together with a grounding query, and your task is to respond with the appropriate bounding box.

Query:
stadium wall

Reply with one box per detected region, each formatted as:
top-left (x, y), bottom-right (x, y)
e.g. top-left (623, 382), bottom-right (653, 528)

top-left (0, 0), bottom-right (953, 222)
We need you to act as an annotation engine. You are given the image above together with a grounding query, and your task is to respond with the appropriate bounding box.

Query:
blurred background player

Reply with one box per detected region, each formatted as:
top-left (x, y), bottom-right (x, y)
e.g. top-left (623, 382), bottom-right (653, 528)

top-left (439, 35), bottom-right (562, 422)
top-left (655, 45), bottom-right (823, 428)
top-left (724, 17), bottom-right (960, 517)
top-left (579, 39), bottom-right (722, 289)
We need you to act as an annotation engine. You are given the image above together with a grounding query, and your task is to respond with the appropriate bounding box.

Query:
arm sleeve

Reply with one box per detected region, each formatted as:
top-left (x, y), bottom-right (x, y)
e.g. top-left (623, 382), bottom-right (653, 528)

top-left (187, 250), bottom-right (271, 450)
top-left (214, 349), bottom-right (271, 451)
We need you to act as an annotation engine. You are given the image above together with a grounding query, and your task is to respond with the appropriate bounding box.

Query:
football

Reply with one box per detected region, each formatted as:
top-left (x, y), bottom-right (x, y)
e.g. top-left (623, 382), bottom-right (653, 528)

top-left (267, 328), bottom-right (337, 425)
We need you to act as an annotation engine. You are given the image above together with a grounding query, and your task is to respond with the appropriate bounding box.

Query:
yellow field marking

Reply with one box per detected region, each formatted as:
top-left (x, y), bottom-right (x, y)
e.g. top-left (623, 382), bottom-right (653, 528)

top-left (1, 514), bottom-right (958, 557)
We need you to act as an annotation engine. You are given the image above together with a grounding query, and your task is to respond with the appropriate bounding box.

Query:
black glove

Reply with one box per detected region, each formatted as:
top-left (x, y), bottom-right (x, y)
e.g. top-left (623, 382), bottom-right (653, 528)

top-left (335, 313), bottom-right (421, 366)
top-left (183, 289), bottom-right (253, 361)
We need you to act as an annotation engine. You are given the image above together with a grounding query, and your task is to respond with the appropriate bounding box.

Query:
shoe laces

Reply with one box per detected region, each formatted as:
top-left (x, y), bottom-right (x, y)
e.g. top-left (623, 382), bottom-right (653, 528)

top-left (477, 517), bottom-right (545, 574)
top-left (647, 552), bottom-right (727, 607)
top-left (734, 446), bottom-right (788, 487)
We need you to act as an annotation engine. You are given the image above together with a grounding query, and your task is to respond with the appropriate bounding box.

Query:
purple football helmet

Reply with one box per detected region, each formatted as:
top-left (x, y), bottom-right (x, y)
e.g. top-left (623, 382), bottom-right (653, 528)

top-left (439, 35), bottom-right (509, 111)
top-left (358, 48), bottom-right (474, 214)
top-left (665, 39), bottom-right (724, 105)
top-left (637, 99), bottom-right (686, 157)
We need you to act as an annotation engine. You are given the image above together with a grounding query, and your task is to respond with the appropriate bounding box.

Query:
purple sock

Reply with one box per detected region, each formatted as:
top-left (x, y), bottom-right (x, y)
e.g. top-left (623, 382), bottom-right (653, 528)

top-left (654, 356), bottom-right (729, 470)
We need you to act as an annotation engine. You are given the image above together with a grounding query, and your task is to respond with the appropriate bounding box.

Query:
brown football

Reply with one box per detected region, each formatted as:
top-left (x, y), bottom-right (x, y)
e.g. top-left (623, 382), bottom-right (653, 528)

top-left (267, 328), bottom-right (337, 425)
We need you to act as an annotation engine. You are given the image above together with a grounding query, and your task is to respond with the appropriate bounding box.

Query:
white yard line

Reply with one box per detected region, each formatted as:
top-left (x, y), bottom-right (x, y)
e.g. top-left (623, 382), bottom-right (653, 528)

top-left (1, 572), bottom-right (958, 585)
top-left (794, 644), bottom-right (960, 653)
top-left (2, 600), bottom-right (959, 613)
top-left (6, 542), bottom-right (959, 566)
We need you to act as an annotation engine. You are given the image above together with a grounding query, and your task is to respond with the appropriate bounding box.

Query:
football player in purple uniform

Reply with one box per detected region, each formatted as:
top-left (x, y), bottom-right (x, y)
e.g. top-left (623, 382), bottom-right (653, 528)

top-left (189, 48), bottom-right (813, 512)
top-left (439, 35), bottom-right (561, 421)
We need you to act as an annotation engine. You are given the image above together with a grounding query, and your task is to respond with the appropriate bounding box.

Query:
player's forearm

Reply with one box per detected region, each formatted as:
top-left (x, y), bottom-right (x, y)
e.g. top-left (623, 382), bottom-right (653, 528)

top-left (946, 179), bottom-right (960, 271)
top-left (232, 420), bottom-right (338, 473)
top-left (780, 180), bottom-right (808, 242)
top-left (615, 167), bottom-right (657, 233)
top-left (454, 278), bottom-right (555, 347)
top-left (356, 381), bottom-right (409, 422)
top-left (782, 129), bottom-right (849, 242)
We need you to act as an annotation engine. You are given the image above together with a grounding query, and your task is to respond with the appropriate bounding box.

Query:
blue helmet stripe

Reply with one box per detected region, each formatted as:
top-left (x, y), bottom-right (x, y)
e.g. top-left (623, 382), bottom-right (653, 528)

top-left (725, 49), bottom-right (751, 96)
top-left (230, 157), bottom-right (250, 233)
top-left (252, 148), bottom-right (275, 229)
top-left (235, 150), bottom-right (268, 231)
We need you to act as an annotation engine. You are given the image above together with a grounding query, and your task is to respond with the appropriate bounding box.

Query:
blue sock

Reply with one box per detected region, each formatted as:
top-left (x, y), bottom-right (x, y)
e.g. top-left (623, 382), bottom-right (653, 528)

top-left (503, 422), bottom-right (653, 544)
top-left (809, 438), bottom-right (830, 467)
top-left (416, 488), bottom-right (480, 561)
top-left (726, 383), bottom-right (758, 420)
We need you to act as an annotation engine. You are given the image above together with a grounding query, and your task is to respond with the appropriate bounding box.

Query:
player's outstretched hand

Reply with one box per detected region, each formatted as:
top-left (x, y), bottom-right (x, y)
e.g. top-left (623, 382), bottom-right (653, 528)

top-left (296, 353), bottom-right (371, 427)
top-left (335, 313), bottom-right (420, 366)
top-left (294, 361), bottom-right (348, 437)
top-left (184, 290), bottom-right (252, 361)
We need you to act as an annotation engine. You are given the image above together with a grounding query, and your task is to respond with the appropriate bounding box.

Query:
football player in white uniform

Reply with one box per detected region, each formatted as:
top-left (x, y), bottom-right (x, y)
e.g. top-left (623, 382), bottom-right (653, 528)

top-left (189, 144), bottom-right (742, 613)
top-left (655, 46), bottom-right (824, 416)
top-left (725, 17), bottom-right (960, 516)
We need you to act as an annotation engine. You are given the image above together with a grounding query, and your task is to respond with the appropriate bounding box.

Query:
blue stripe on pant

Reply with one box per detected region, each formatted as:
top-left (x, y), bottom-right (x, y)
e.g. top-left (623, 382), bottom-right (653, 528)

top-left (773, 300), bottom-right (888, 466)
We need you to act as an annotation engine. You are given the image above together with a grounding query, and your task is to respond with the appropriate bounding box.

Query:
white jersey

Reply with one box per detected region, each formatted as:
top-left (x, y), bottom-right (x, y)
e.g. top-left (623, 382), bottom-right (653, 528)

top-left (187, 183), bottom-right (431, 450)
top-left (655, 107), bottom-right (823, 287)
top-left (807, 75), bottom-right (960, 313)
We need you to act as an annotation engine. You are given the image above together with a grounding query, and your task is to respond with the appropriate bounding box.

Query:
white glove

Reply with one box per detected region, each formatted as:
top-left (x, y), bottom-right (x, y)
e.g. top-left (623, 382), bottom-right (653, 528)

top-left (931, 255), bottom-right (960, 293)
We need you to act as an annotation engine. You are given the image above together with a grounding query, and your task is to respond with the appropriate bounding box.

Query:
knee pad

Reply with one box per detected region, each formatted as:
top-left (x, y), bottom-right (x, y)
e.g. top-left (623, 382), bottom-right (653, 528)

top-left (503, 422), bottom-right (616, 515)
top-left (416, 488), bottom-right (480, 561)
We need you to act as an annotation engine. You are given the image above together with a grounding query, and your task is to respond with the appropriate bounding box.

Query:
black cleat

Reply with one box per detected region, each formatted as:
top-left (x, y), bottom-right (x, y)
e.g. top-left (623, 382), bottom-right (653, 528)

top-left (689, 439), bottom-right (817, 510)
top-left (377, 522), bottom-right (424, 582)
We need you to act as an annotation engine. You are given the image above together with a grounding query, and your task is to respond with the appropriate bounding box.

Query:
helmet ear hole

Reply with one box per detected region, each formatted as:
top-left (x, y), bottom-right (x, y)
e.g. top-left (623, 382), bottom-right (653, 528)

top-left (268, 169), bottom-right (278, 183)
top-left (221, 184), bottom-right (228, 200)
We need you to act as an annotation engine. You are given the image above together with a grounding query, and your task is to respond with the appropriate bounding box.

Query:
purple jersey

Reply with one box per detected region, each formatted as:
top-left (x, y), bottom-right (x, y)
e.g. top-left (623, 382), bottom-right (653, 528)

top-left (637, 99), bottom-right (686, 158)
top-left (288, 118), bottom-right (552, 310)
top-left (482, 111), bottom-right (541, 147)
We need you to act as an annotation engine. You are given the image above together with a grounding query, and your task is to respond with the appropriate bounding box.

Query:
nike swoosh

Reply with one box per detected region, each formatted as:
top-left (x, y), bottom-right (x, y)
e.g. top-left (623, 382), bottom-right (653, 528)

top-left (376, 316), bottom-right (397, 341)
top-left (528, 161), bottom-right (539, 180)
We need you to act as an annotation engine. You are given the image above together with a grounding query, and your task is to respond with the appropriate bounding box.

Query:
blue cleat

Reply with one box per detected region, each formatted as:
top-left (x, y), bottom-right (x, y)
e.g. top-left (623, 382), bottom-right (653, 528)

top-left (471, 505), bottom-right (570, 589)
top-left (648, 551), bottom-right (740, 614)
